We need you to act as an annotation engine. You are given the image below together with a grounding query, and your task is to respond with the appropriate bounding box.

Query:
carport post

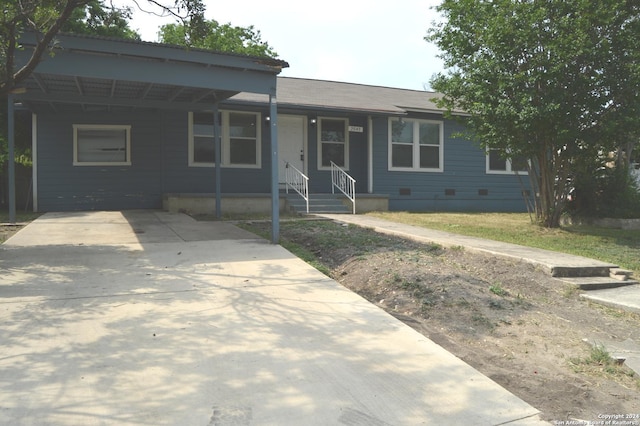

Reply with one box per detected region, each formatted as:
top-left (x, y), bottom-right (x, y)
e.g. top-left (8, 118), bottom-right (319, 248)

top-left (213, 104), bottom-right (222, 219)
top-left (270, 93), bottom-right (279, 244)
top-left (7, 95), bottom-right (16, 224)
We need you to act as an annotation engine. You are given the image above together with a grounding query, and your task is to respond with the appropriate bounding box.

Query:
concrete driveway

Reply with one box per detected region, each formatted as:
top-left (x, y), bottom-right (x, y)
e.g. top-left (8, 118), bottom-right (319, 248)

top-left (0, 211), bottom-right (546, 425)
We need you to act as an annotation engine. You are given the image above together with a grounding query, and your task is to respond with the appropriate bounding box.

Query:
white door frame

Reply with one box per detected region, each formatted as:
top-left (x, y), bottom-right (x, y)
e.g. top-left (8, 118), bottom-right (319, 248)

top-left (277, 114), bottom-right (308, 182)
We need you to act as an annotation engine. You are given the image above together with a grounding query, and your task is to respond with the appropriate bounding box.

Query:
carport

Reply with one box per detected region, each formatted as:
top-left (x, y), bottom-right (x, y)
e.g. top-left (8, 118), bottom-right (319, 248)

top-left (6, 32), bottom-right (288, 243)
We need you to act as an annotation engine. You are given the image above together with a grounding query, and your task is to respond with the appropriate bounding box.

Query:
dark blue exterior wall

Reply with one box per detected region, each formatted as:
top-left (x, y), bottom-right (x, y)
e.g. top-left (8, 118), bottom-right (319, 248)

top-left (37, 110), bottom-right (164, 211)
top-left (370, 114), bottom-right (530, 212)
top-left (36, 108), bottom-right (276, 211)
top-left (160, 109), bottom-right (273, 195)
top-left (35, 106), bottom-right (528, 213)
top-left (304, 113), bottom-right (369, 194)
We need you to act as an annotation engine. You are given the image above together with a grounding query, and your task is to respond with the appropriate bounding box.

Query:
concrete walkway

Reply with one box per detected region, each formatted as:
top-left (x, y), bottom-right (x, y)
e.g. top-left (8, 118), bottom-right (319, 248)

top-left (319, 214), bottom-right (640, 314)
top-left (0, 211), bottom-right (547, 425)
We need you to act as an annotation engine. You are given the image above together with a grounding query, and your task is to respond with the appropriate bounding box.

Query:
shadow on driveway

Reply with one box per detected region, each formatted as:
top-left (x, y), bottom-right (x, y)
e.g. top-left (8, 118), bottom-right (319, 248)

top-left (0, 211), bottom-right (546, 425)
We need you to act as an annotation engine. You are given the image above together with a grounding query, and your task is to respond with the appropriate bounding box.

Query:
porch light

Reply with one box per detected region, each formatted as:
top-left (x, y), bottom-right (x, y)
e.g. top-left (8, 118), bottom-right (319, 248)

top-left (310, 118), bottom-right (317, 126)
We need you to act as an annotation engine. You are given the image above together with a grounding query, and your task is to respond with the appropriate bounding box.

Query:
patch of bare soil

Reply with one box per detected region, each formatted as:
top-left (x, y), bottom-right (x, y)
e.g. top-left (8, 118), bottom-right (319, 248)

top-left (253, 220), bottom-right (640, 423)
top-left (0, 224), bottom-right (22, 243)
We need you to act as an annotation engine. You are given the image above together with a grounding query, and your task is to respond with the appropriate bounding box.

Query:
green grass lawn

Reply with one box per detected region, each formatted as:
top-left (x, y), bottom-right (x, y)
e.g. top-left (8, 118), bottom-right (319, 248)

top-left (367, 212), bottom-right (640, 276)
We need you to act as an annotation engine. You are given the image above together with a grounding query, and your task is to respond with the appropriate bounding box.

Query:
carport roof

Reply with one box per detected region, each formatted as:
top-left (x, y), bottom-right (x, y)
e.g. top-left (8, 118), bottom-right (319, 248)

top-left (12, 32), bottom-right (289, 113)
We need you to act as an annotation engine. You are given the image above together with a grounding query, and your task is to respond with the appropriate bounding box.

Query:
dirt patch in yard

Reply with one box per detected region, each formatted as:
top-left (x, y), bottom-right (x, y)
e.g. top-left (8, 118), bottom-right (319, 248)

top-left (0, 224), bottom-right (23, 243)
top-left (244, 219), bottom-right (640, 423)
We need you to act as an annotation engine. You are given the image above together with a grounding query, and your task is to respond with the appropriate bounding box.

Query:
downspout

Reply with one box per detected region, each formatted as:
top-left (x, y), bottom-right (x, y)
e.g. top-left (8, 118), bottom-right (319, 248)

top-left (367, 115), bottom-right (373, 194)
top-left (213, 104), bottom-right (221, 219)
top-left (270, 93), bottom-right (279, 244)
top-left (7, 95), bottom-right (16, 223)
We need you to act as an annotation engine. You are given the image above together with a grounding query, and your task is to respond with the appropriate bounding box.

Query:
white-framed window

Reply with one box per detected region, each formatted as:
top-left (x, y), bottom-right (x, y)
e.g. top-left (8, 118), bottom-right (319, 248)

top-left (486, 149), bottom-right (528, 174)
top-left (189, 111), bottom-right (216, 165)
top-left (188, 110), bottom-right (261, 168)
top-left (73, 124), bottom-right (131, 166)
top-left (318, 117), bottom-right (348, 170)
top-left (388, 118), bottom-right (443, 172)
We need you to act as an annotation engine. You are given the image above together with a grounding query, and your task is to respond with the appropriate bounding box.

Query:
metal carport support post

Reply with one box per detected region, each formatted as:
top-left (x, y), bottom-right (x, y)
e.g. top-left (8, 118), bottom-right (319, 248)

top-left (213, 104), bottom-right (221, 219)
top-left (270, 93), bottom-right (279, 244)
top-left (6, 95), bottom-right (16, 224)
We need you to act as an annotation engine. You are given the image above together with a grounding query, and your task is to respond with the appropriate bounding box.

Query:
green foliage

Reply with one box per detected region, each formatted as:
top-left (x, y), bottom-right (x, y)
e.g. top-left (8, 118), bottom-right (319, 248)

top-left (1, 0), bottom-right (206, 97)
top-left (569, 344), bottom-right (637, 384)
top-left (159, 19), bottom-right (278, 58)
top-left (368, 211), bottom-right (640, 276)
top-left (489, 284), bottom-right (507, 297)
top-left (1, 0), bottom-right (138, 173)
top-left (568, 152), bottom-right (640, 219)
top-left (427, 0), bottom-right (640, 228)
top-left (60, 1), bottom-right (140, 39)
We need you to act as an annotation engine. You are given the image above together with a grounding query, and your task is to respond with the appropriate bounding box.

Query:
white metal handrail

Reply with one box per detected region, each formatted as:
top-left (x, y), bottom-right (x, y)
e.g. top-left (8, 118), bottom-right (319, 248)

top-left (284, 161), bottom-right (309, 213)
top-left (330, 161), bottom-right (356, 214)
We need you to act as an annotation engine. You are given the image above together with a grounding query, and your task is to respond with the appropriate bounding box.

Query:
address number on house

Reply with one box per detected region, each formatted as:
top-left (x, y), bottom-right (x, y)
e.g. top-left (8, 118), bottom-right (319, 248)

top-left (348, 126), bottom-right (363, 133)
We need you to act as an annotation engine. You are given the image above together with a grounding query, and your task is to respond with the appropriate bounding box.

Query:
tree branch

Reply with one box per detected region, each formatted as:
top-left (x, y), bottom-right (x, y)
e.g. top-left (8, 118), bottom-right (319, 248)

top-left (5, 1), bottom-right (91, 95)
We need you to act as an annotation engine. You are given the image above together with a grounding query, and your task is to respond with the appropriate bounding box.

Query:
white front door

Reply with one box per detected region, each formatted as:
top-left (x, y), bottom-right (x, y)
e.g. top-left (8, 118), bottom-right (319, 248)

top-left (277, 115), bottom-right (306, 184)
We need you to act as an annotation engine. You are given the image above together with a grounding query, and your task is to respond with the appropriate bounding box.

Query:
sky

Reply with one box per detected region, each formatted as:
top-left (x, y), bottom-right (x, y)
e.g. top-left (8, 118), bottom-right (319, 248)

top-left (122, 0), bottom-right (446, 91)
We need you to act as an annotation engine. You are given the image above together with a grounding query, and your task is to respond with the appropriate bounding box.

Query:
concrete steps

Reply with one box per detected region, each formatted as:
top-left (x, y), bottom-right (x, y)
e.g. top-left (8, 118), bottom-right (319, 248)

top-left (286, 194), bottom-right (352, 214)
top-left (558, 276), bottom-right (639, 290)
top-left (557, 267), bottom-right (638, 290)
top-left (556, 266), bottom-right (640, 314)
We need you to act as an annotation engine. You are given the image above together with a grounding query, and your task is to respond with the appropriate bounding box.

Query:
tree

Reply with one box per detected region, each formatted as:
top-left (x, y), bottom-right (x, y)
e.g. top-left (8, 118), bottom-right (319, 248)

top-left (158, 19), bottom-right (278, 58)
top-left (1, 0), bottom-right (92, 99)
top-left (0, 0), bottom-right (206, 98)
top-left (0, 0), bottom-right (206, 210)
top-left (60, 0), bottom-right (140, 39)
top-left (427, 0), bottom-right (640, 227)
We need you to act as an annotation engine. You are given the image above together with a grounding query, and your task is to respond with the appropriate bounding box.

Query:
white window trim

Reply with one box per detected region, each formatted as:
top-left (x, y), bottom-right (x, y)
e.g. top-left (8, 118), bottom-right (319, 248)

top-left (73, 124), bottom-right (131, 166)
top-left (188, 111), bottom-right (262, 168)
top-left (486, 149), bottom-right (529, 175)
top-left (317, 117), bottom-right (349, 171)
top-left (188, 111), bottom-right (212, 168)
top-left (387, 118), bottom-right (444, 172)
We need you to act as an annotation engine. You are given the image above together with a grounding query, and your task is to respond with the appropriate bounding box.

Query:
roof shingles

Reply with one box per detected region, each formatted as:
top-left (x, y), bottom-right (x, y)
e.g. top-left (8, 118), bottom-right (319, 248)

top-left (230, 77), bottom-right (448, 115)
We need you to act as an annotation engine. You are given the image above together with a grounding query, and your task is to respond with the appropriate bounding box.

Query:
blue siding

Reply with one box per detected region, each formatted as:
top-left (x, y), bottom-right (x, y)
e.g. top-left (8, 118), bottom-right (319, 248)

top-left (37, 111), bottom-right (164, 211)
top-left (306, 114), bottom-right (369, 193)
top-left (36, 106), bottom-right (529, 213)
top-left (161, 109), bottom-right (274, 194)
top-left (36, 108), bottom-right (277, 211)
top-left (371, 115), bottom-right (530, 212)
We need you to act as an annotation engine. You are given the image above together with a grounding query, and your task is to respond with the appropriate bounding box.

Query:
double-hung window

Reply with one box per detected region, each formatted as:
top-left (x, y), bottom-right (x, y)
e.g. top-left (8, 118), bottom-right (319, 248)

top-left (73, 124), bottom-right (131, 166)
top-left (191, 112), bottom-right (216, 164)
top-left (389, 118), bottom-right (443, 172)
top-left (486, 149), bottom-right (528, 174)
top-left (226, 112), bottom-right (260, 166)
top-left (318, 118), bottom-right (348, 169)
top-left (188, 111), bottom-right (261, 168)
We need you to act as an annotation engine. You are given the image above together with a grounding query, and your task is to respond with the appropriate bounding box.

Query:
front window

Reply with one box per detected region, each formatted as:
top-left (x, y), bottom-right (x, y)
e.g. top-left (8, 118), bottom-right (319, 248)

top-left (486, 149), bottom-right (528, 174)
top-left (73, 124), bottom-right (131, 166)
top-left (188, 111), bottom-right (261, 168)
top-left (389, 118), bottom-right (443, 172)
top-left (227, 112), bottom-right (259, 166)
top-left (318, 118), bottom-right (348, 169)
top-left (192, 112), bottom-right (216, 164)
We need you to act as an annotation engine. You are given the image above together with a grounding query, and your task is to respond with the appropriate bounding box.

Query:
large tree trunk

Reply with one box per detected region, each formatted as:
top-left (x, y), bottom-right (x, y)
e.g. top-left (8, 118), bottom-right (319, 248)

top-left (531, 143), bottom-right (570, 228)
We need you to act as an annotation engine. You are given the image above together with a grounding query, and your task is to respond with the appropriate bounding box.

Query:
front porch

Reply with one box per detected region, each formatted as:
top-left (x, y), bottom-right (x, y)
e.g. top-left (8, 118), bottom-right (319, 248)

top-left (162, 192), bottom-right (389, 216)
